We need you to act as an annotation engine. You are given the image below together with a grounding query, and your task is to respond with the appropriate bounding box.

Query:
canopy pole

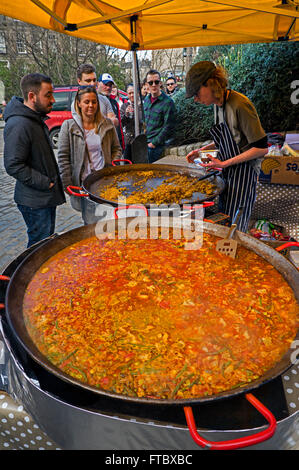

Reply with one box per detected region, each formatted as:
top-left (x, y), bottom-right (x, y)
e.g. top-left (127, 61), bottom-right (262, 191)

top-left (132, 49), bottom-right (140, 137)
top-left (130, 16), bottom-right (140, 137)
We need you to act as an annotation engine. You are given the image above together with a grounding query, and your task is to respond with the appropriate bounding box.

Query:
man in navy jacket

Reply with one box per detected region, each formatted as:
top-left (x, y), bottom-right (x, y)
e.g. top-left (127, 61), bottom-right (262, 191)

top-left (4, 73), bottom-right (65, 247)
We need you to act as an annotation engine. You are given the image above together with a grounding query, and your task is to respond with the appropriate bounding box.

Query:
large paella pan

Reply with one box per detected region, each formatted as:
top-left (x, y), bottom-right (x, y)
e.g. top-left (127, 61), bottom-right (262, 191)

top-left (2, 217), bottom-right (299, 449)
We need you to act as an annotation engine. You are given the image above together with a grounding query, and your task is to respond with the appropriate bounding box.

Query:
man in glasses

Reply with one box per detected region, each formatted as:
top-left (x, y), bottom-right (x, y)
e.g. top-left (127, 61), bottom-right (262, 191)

top-left (165, 76), bottom-right (179, 98)
top-left (143, 69), bottom-right (176, 163)
top-left (98, 73), bottom-right (125, 152)
top-left (76, 64), bottom-right (117, 125)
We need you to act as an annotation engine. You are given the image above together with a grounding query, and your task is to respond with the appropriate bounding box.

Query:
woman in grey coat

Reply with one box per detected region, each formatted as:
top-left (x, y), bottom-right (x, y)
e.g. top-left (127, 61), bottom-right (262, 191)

top-left (57, 86), bottom-right (122, 225)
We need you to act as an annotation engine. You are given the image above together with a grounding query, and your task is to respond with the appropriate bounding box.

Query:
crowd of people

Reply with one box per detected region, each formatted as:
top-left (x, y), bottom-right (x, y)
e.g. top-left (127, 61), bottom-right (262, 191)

top-left (3, 60), bottom-right (267, 246)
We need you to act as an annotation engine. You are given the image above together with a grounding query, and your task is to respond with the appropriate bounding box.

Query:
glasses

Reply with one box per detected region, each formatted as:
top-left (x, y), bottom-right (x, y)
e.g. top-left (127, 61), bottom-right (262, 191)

top-left (167, 82), bottom-right (175, 86)
top-left (147, 80), bottom-right (160, 86)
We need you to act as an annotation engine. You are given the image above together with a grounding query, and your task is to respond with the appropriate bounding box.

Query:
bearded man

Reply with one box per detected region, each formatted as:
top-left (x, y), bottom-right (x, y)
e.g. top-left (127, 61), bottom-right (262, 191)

top-left (4, 73), bottom-right (65, 247)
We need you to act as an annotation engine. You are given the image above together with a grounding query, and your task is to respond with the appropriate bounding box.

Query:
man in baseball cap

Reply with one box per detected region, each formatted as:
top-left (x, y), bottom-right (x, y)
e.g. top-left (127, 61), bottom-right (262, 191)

top-left (99, 73), bottom-right (115, 85)
top-left (185, 61), bottom-right (216, 99)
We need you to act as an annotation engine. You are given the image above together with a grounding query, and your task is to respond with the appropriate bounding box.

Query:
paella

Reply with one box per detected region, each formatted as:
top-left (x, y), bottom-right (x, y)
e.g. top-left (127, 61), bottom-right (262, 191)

top-left (23, 230), bottom-right (299, 400)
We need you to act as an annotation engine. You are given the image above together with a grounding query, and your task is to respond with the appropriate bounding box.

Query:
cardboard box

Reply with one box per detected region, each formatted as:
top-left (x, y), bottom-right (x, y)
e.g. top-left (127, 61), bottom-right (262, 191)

top-left (259, 155), bottom-right (299, 185)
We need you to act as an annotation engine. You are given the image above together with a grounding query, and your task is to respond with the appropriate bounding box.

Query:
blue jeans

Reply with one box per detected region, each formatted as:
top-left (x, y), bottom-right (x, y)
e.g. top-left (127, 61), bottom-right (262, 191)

top-left (17, 204), bottom-right (56, 248)
top-left (148, 145), bottom-right (165, 163)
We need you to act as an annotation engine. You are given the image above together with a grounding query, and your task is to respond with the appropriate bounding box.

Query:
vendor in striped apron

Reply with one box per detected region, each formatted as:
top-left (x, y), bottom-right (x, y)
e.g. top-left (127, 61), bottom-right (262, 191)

top-left (185, 61), bottom-right (268, 232)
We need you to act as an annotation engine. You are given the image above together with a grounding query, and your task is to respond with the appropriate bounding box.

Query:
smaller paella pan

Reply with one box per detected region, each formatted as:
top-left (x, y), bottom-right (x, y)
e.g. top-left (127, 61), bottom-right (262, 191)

top-left (68, 163), bottom-right (225, 208)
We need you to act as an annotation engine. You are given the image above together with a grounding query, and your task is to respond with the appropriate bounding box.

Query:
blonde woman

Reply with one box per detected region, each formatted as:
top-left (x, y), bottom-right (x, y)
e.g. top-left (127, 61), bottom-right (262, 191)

top-left (58, 86), bottom-right (122, 224)
top-left (186, 61), bottom-right (268, 232)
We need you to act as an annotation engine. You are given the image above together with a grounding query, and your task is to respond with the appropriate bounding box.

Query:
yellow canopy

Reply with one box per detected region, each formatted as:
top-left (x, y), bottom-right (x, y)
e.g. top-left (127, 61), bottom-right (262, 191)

top-left (0, 0), bottom-right (298, 50)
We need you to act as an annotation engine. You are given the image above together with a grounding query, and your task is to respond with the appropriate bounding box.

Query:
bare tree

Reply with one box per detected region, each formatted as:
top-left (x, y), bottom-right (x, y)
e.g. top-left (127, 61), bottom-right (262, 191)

top-left (0, 16), bottom-right (129, 96)
top-left (152, 49), bottom-right (184, 79)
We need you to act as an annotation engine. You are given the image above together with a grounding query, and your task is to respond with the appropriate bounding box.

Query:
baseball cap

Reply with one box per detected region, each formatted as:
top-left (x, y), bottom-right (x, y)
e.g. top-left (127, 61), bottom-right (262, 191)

top-left (185, 61), bottom-right (216, 98)
top-left (99, 73), bottom-right (115, 84)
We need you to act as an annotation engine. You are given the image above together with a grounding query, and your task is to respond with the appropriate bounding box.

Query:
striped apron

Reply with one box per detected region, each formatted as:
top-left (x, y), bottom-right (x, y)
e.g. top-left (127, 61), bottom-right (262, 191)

top-left (209, 94), bottom-right (258, 232)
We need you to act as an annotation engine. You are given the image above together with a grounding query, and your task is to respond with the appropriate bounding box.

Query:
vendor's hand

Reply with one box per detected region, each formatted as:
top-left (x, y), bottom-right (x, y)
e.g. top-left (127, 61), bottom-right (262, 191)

top-left (186, 149), bottom-right (200, 163)
top-left (200, 155), bottom-right (226, 170)
top-left (148, 142), bottom-right (156, 149)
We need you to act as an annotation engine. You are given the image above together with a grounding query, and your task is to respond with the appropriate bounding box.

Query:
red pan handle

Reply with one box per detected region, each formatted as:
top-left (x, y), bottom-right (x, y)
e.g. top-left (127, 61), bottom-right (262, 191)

top-left (66, 186), bottom-right (89, 197)
top-left (114, 205), bottom-right (149, 219)
top-left (0, 275), bottom-right (10, 309)
top-left (183, 201), bottom-right (215, 212)
top-left (184, 393), bottom-right (276, 450)
top-left (198, 201), bottom-right (215, 208)
top-left (112, 159), bottom-right (132, 166)
top-left (275, 242), bottom-right (299, 251)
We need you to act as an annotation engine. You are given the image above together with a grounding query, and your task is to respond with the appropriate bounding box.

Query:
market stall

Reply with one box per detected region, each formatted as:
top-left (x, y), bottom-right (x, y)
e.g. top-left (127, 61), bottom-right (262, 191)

top-left (0, 0), bottom-right (298, 452)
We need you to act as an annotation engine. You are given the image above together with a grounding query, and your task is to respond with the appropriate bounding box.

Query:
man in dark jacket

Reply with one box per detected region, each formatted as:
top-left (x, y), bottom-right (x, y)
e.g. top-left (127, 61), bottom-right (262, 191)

top-left (4, 73), bottom-right (65, 247)
top-left (165, 76), bottom-right (179, 98)
top-left (143, 69), bottom-right (176, 163)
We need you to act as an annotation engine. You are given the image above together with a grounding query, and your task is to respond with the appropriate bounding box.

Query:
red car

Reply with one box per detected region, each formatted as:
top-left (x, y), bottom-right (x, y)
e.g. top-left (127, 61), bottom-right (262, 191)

top-left (46, 86), bottom-right (128, 148)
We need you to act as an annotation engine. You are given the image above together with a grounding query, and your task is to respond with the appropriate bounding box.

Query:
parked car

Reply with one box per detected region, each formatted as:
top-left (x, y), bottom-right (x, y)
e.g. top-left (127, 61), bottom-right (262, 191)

top-left (46, 86), bottom-right (128, 148)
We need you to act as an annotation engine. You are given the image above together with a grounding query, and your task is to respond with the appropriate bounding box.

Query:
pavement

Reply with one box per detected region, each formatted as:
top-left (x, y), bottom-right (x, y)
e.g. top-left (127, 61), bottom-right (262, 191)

top-left (0, 126), bottom-right (82, 274)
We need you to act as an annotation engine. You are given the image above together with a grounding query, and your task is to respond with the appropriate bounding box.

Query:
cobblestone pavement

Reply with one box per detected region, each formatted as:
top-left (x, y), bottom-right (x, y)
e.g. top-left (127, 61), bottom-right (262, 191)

top-left (0, 127), bottom-right (82, 274)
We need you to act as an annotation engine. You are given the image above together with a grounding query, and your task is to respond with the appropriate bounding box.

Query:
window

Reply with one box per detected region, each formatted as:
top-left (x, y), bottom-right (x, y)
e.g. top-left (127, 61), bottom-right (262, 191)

top-left (16, 33), bottom-right (27, 54)
top-left (52, 92), bottom-right (70, 111)
top-left (0, 32), bottom-right (6, 54)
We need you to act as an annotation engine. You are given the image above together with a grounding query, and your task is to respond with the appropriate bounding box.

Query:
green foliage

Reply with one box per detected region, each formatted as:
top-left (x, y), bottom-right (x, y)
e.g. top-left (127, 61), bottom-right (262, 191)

top-left (172, 89), bottom-right (214, 144)
top-left (228, 42), bottom-right (299, 132)
top-left (96, 60), bottom-right (127, 90)
top-left (172, 42), bottom-right (299, 145)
